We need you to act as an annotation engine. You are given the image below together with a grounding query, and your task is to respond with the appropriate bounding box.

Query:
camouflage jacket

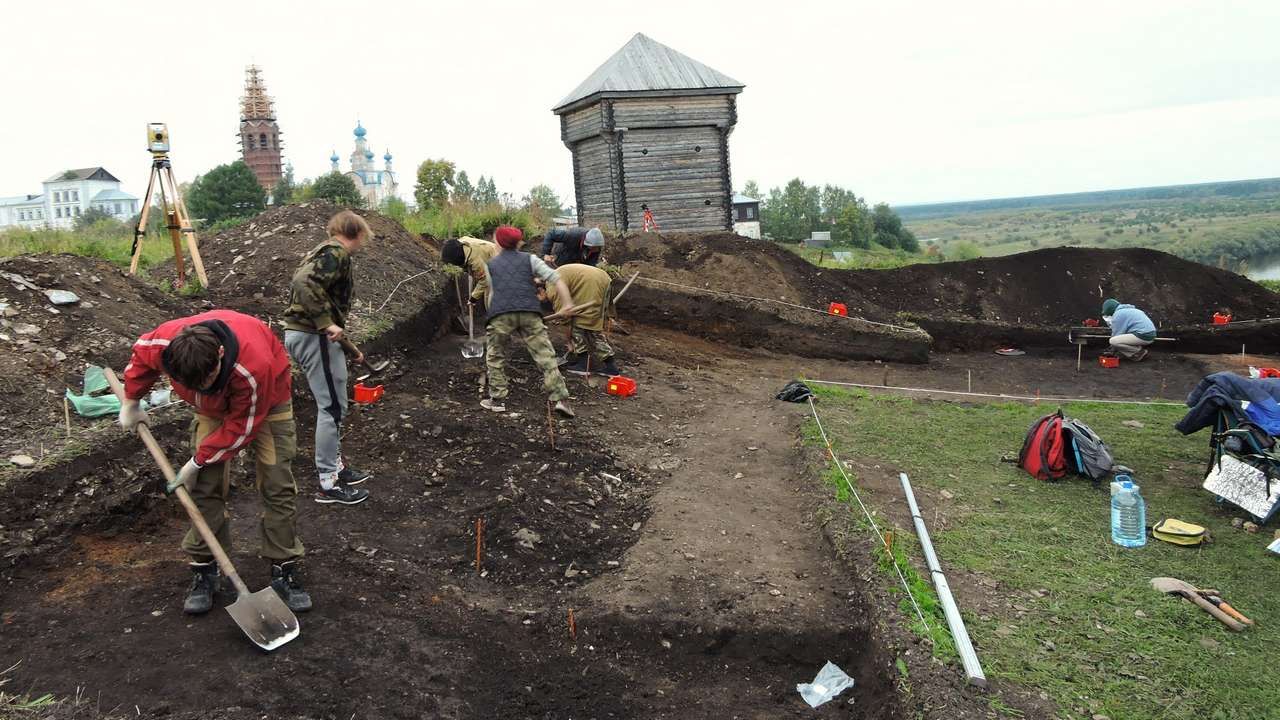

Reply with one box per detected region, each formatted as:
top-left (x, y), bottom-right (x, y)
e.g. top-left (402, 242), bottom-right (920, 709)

top-left (284, 240), bottom-right (353, 333)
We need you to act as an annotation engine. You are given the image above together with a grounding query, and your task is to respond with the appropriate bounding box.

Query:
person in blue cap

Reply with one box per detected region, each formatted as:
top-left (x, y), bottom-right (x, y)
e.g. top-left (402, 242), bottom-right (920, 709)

top-left (1102, 298), bottom-right (1156, 361)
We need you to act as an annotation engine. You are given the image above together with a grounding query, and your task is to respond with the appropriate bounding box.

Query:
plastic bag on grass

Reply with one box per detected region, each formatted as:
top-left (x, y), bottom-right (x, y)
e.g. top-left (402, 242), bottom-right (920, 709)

top-left (796, 661), bottom-right (855, 708)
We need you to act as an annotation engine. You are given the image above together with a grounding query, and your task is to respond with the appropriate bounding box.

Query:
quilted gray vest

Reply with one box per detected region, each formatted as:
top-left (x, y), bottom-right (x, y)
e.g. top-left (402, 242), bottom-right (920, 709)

top-left (486, 250), bottom-right (543, 322)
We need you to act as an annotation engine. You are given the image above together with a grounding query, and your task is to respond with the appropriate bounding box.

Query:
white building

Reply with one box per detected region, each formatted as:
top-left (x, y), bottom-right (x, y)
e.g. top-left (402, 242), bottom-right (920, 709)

top-left (0, 167), bottom-right (139, 230)
top-left (330, 122), bottom-right (398, 208)
top-left (731, 193), bottom-right (761, 239)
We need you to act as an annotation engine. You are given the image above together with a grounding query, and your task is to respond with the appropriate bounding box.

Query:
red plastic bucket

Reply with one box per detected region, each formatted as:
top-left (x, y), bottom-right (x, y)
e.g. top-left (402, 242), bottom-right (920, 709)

top-left (606, 375), bottom-right (636, 397)
top-left (828, 302), bottom-right (848, 316)
top-left (1213, 312), bottom-right (1232, 325)
top-left (1099, 355), bottom-right (1120, 369)
top-left (353, 383), bottom-right (384, 404)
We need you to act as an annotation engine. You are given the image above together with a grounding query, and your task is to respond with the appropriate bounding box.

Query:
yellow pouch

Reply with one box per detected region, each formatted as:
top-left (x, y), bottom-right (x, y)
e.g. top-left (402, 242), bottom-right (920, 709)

top-left (1152, 518), bottom-right (1208, 546)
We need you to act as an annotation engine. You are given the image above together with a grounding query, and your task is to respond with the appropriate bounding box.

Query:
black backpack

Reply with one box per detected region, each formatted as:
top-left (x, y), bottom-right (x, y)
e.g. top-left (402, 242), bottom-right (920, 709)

top-left (1061, 418), bottom-right (1114, 482)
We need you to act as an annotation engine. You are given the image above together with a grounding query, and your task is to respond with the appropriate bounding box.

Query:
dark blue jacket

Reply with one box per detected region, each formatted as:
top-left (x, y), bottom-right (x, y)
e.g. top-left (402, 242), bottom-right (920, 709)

top-left (1175, 372), bottom-right (1280, 435)
top-left (541, 227), bottom-right (599, 267)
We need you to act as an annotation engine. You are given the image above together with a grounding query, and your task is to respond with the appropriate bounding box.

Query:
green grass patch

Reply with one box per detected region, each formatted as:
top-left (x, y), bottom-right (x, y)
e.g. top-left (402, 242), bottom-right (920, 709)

top-left (787, 243), bottom-right (935, 270)
top-left (0, 226), bottom-right (176, 271)
top-left (803, 385), bottom-right (1280, 719)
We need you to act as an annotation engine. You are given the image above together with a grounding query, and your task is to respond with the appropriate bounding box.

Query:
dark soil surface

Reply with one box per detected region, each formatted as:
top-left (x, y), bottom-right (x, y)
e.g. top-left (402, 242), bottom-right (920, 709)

top-left (0, 319), bottom-right (913, 720)
top-left (606, 233), bottom-right (1280, 353)
top-left (163, 200), bottom-right (450, 340)
top-left (0, 254), bottom-right (190, 461)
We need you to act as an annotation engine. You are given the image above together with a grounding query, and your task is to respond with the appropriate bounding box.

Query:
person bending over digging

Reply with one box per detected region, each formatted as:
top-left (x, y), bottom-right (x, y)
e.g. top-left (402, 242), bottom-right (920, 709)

top-left (119, 309), bottom-right (311, 614)
top-left (1102, 298), bottom-right (1157, 361)
top-left (540, 225), bottom-right (604, 267)
top-left (440, 235), bottom-right (500, 308)
top-left (482, 225), bottom-right (578, 417)
top-left (283, 210), bottom-right (373, 506)
top-left (537, 263), bottom-right (620, 376)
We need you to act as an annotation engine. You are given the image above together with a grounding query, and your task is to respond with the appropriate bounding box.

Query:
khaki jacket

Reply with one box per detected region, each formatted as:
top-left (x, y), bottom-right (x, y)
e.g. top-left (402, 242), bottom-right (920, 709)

top-left (460, 237), bottom-right (500, 301)
top-left (545, 263), bottom-right (611, 332)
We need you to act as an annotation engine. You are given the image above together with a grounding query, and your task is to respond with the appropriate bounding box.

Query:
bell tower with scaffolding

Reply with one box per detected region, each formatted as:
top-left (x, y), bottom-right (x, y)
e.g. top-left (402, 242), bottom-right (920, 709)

top-left (239, 65), bottom-right (284, 191)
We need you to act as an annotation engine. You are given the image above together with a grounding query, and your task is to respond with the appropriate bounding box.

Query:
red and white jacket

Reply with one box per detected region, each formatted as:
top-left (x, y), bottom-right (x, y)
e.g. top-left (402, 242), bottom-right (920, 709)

top-left (124, 309), bottom-right (292, 466)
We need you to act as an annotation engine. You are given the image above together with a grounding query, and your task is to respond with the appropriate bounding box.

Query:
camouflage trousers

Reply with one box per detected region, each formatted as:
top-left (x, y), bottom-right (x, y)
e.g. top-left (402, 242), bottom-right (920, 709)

top-left (486, 312), bottom-right (570, 402)
top-left (183, 402), bottom-right (304, 562)
top-left (569, 325), bottom-right (615, 365)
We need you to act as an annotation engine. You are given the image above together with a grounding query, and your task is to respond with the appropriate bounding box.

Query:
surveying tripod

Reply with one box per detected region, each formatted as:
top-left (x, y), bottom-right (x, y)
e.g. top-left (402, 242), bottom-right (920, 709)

top-left (129, 123), bottom-right (209, 288)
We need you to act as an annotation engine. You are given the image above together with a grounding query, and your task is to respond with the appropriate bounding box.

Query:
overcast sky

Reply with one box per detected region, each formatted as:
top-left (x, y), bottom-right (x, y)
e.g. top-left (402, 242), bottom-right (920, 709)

top-left (2, 0), bottom-right (1278, 207)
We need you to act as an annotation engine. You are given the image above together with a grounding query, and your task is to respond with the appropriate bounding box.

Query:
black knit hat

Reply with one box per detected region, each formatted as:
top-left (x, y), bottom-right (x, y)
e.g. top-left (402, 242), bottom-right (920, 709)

top-left (441, 238), bottom-right (465, 268)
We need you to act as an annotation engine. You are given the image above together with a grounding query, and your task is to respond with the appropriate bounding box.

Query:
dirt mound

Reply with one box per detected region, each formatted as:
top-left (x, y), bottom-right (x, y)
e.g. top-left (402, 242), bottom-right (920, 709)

top-left (606, 234), bottom-right (1280, 351)
top-left (172, 201), bottom-right (450, 341)
top-left (607, 232), bottom-right (931, 363)
top-left (0, 254), bottom-right (190, 462)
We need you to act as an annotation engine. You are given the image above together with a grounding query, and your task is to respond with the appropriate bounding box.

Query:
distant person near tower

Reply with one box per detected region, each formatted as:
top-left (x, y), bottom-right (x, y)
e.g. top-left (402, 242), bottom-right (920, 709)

top-left (642, 204), bottom-right (658, 232)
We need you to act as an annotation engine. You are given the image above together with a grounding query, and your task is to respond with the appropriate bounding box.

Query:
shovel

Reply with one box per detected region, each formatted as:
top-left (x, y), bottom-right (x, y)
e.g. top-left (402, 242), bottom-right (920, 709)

top-left (463, 300), bottom-right (484, 359)
top-left (1150, 577), bottom-right (1246, 632)
top-left (338, 337), bottom-right (390, 375)
top-left (104, 369), bottom-right (301, 651)
top-left (462, 275), bottom-right (484, 359)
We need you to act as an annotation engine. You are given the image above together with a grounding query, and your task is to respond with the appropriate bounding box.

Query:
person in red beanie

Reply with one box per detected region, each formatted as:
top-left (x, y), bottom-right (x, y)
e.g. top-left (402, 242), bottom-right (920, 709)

top-left (480, 225), bottom-right (578, 416)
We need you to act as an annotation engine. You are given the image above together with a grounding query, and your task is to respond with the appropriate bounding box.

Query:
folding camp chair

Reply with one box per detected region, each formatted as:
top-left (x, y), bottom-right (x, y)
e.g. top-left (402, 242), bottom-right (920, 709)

top-left (1203, 409), bottom-right (1280, 523)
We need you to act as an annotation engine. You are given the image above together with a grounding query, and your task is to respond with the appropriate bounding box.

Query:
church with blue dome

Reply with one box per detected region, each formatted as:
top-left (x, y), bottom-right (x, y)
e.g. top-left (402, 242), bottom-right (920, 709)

top-left (330, 121), bottom-right (398, 207)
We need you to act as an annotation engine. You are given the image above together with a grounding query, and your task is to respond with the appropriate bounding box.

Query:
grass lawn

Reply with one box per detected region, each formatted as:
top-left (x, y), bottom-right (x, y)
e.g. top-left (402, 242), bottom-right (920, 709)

top-left (786, 242), bottom-right (937, 270)
top-left (0, 227), bottom-right (178, 271)
top-left (804, 386), bottom-right (1280, 720)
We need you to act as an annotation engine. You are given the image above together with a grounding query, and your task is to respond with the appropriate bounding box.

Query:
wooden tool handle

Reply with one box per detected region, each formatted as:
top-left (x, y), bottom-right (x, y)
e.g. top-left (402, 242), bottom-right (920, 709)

top-left (1211, 597), bottom-right (1254, 626)
top-left (338, 337), bottom-right (362, 357)
top-left (104, 369), bottom-right (250, 597)
top-left (1183, 590), bottom-right (1246, 631)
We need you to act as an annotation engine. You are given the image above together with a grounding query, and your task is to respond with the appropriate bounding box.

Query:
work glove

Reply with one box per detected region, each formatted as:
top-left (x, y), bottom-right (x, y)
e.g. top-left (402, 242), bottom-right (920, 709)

top-left (167, 457), bottom-right (202, 495)
top-left (118, 399), bottom-right (149, 432)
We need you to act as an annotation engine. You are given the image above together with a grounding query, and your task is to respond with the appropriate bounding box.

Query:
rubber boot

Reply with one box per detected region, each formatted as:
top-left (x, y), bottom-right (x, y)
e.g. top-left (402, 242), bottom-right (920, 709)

top-left (183, 561), bottom-right (221, 615)
top-left (270, 559), bottom-right (313, 612)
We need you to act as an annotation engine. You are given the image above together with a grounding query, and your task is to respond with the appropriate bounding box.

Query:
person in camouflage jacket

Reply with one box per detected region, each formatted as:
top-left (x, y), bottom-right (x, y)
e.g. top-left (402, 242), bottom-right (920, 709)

top-left (282, 210), bottom-right (373, 505)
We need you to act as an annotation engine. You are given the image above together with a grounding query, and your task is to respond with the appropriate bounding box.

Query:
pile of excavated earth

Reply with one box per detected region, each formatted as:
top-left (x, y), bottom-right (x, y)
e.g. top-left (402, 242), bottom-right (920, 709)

top-left (2, 218), bottom-right (1277, 719)
top-left (606, 233), bottom-right (1280, 354)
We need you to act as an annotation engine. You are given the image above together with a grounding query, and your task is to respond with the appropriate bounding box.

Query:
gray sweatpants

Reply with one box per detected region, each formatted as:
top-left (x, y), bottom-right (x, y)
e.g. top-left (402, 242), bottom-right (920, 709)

top-left (284, 330), bottom-right (346, 488)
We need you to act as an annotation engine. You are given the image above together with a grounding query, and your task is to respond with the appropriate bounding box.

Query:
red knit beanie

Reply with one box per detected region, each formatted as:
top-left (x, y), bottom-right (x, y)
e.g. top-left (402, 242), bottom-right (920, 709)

top-left (494, 225), bottom-right (523, 249)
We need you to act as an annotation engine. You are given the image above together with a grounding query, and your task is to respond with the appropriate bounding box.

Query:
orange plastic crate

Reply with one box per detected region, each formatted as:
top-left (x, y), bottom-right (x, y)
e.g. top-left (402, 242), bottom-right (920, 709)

top-left (828, 302), bottom-right (848, 316)
top-left (353, 383), bottom-right (384, 403)
top-left (606, 375), bottom-right (636, 397)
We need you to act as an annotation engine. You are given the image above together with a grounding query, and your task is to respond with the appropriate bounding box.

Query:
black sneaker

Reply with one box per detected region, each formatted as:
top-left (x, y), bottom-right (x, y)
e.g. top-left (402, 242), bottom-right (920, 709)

top-left (338, 467), bottom-right (372, 486)
top-left (598, 358), bottom-right (621, 376)
top-left (270, 559), bottom-right (313, 612)
top-left (315, 485), bottom-right (370, 505)
top-left (183, 561), bottom-right (221, 615)
top-left (562, 357), bottom-right (591, 375)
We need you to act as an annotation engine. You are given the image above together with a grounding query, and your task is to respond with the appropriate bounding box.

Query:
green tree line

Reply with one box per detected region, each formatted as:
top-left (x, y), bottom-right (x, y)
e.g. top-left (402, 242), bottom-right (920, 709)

top-left (746, 178), bottom-right (919, 252)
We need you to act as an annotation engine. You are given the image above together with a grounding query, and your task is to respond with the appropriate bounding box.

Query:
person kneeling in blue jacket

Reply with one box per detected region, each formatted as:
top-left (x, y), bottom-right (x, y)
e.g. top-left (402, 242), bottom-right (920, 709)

top-left (1102, 298), bottom-right (1156, 361)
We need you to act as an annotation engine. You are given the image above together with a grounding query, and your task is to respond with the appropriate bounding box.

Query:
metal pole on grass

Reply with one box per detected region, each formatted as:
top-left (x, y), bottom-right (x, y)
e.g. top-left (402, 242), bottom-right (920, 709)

top-left (899, 472), bottom-right (988, 688)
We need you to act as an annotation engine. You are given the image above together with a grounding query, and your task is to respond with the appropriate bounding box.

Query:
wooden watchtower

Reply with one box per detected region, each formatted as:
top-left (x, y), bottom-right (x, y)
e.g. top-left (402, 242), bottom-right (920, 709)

top-left (553, 33), bottom-right (744, 233)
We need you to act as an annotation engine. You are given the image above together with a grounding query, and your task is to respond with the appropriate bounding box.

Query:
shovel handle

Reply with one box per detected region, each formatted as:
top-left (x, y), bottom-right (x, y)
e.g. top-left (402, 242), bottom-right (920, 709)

top-left (1182, 590), bottom-right (1247, 631)
top-left (1208, 596), bottom-right (1254, 626)
top-left (103, 369), bottom-right (251, 597)
top-left (338, 337), bottom-right (362, 360)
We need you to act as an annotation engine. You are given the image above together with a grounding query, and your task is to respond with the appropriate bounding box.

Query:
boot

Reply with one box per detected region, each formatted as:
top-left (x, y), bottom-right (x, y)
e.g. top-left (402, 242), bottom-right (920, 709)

top-left (598, 358), bottom-right (621, 376)
top-left (183, 561), bottom-right (221, 615)
top-left (270, 559), bottom-right (313, 612)
top-left (554, 400), bottom-right (575, 418)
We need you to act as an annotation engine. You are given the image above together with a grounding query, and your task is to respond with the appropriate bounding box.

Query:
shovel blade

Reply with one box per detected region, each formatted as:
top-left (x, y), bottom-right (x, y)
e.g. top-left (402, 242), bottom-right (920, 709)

top-left (462, 340), bottom-right (485, 359)
top-left (225, 587), bottom-right (300, 652)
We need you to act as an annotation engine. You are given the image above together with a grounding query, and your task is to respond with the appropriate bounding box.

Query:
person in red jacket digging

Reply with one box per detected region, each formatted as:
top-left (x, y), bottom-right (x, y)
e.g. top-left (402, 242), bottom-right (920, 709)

top-left (118, 309), bottom-right (310, 615)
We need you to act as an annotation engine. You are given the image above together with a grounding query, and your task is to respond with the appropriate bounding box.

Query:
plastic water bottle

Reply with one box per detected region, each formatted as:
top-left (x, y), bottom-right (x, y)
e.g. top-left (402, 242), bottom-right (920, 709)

top-left (1110, 475), bottom-right (1146, 548)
